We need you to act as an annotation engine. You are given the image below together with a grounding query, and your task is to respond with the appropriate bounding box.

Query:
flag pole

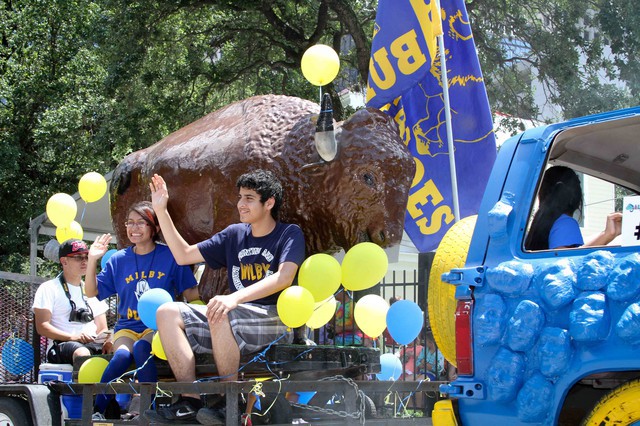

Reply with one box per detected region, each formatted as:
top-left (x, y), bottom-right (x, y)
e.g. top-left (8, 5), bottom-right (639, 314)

top-left (435, 0), bottom-right (460, 223)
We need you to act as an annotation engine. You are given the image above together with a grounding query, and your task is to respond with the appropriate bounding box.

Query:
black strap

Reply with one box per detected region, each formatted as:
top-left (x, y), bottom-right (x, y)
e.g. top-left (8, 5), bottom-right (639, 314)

top-left (57, 273), bottom-right (94, 318)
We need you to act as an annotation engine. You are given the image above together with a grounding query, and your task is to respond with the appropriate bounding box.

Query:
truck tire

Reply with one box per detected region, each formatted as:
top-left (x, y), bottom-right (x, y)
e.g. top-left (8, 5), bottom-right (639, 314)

top-left (0, 397), bottom-right (33, 426)
top-left (582, 378), bottom-right (640, 425)
top-left (428, 215), bottom-right (477, 367)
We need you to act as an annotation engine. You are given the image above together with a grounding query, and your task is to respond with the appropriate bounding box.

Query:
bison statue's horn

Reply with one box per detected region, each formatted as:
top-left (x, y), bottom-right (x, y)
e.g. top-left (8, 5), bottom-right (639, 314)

top-left (314, 93), bottom-right (337, 162)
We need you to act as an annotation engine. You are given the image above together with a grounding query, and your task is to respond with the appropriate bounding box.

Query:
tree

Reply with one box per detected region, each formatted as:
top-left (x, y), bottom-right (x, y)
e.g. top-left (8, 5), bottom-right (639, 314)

top-left (598, 0), bottom-right (640, 98)
top-left (0, 0), bottom-right (112, 270)
top-left (88, 0), bottom-right (377, 123)
top-left (87, 0), bottom-right (639, 123)
top-left (0, 0), bottom-right (638, 273)
top-left (468, 0), bottom-right (637, 120)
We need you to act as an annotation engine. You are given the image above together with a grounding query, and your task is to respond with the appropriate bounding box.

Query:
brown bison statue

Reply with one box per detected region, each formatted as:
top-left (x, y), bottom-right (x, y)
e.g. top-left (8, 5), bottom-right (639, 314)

top-left (110, 94), bottom-right (414, 299)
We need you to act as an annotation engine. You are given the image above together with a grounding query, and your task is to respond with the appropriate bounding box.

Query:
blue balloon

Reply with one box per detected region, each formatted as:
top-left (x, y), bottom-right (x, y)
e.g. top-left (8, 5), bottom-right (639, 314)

top-left (376, 353), bottom-right (403, 381)
top-left (386, 300), bottom-right (424, 345)
top-left (2, 337), bottom-right (34, 376)
top-left (138, 288), bottom-right (173, 330)
top-left (101, 249), bottom-right (117, 270)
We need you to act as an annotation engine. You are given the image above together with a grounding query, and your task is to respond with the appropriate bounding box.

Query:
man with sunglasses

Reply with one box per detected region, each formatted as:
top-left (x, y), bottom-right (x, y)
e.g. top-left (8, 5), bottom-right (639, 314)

top-left (32, 239), bottom-right (111, 364)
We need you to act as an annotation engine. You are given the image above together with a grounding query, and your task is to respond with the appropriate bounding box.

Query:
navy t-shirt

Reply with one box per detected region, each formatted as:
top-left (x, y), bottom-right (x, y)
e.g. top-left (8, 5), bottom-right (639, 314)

top-left (197, 222), bottom-right (306, 305)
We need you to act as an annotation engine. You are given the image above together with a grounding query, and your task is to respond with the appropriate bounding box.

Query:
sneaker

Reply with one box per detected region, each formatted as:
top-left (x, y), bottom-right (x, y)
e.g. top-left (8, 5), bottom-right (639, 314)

top-left (104, 397), bottom-right (122, 419)
top-left (122, 411), bottom-right (140, 421)
top-left (203, 393), bottom-right (225, 410)
top-left (144, 397), bottom-right (202, 423)
top-left (128, 394), bottom-right (140, 414)
top-left (122, 394), bottom-right (140, 421)
top-left (92, 412), bottom-right (106, 421)
top-left (196, 407), bottom-right (225, 425)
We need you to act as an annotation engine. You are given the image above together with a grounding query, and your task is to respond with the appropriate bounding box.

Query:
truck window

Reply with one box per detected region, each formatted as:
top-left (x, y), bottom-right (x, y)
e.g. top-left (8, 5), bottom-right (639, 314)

top-left (524, 117), bottom-right (640, 251)
top-left (524, 167), bottom-right (626, 251)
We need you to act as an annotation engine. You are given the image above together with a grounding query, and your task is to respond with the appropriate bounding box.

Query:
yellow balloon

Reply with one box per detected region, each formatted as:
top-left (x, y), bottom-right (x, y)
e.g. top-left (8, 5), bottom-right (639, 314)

top-left (354, 294), bottom-right (389, 338)
top-left (78, 357), bottom-right (109, 383)
top-left (301, 44), bottom-right (340, 86)
top-left (298, 254), bottom-right (341, 302)
top-left (277, 286), bottom-right (315, 328)
top-left (56, 221), bottom-right (83, 244)
top-left (306, 296), bottom-right (337, 329)
top-left (189, 299), bottom-right (206, 305)
top-left (341, 242), bottom-right (389, 291)
top-left (46, 193), bottom-right (77, 228)
top-left (152, 333), bottom-right (167, 360)
top-left (78, 172), bottom-right (107, 203)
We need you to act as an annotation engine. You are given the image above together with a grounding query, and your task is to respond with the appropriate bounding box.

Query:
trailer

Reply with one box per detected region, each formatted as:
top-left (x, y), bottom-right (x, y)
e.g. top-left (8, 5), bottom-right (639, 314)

top-left (0, 272), bottom-right (441, 425)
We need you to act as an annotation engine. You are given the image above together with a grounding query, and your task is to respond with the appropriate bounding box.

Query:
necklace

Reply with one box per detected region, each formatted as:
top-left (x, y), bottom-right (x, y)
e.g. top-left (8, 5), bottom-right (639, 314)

top-left (133, 245), bottom-right (157, 289)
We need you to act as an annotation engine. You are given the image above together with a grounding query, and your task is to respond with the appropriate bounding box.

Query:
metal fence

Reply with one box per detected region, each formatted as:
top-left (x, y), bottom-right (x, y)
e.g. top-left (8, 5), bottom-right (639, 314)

top-left (0, 277), bottom-right (40, 384)
top-left (0, 273), bottom-right (119, 385)
top-left (305, 268), bottom-right (447, 414)
top-left (380, 270), bottom-right (449, 382)
top-left (313, 267), bottom-right (450, 384)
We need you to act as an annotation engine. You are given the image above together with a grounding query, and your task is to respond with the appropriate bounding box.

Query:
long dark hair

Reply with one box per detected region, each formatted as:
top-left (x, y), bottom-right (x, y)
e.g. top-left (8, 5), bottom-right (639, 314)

top-left (525, 166), bottom-right (583, 250)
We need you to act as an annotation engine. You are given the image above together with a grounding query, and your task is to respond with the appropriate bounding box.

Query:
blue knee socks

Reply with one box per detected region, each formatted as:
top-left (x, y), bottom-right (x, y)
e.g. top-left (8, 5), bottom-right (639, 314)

top-left (132, 339), bottom-right (157, 383)
top-left (95, 348), bottom-right (132, 413)
top-left (94, 341), bottom-right (158, 414)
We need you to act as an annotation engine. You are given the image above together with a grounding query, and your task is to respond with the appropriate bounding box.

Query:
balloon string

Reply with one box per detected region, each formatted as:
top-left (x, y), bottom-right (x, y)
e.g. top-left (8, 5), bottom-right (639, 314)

top-left (196, 330), bottom-right (296, 383)
top-left (313, 292), bottom-right (337, 313)
top-left (80, 202), bottom-right (87, 224)
top-left (319, 86), bottom-right (322, 109)
top-left (334, 287), bottom-right (350, 301)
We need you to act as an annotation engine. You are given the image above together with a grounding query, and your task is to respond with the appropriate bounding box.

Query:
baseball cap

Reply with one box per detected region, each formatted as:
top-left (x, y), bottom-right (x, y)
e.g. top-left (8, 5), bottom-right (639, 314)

top-left (58, 239), bottom-right (88, 260)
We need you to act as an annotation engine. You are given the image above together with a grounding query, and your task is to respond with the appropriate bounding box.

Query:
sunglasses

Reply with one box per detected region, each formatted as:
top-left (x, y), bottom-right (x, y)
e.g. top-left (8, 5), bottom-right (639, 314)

top-left (67, 255), bottom-right (89, 262)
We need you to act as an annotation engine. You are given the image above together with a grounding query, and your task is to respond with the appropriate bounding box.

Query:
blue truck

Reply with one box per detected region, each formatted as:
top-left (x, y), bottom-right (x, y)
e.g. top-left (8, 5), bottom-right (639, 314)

top-left (429, 106), bottom-right (640, 425)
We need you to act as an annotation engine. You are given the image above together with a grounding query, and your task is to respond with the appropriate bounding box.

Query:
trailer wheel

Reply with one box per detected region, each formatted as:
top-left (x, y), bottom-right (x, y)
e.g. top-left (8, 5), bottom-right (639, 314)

top-left (428, 215), bottom-right (477, 367)
top-left (358, 394), bottom-right (377, 419)
top-left (251, 394), bottom-right (292, 425)
top-left (0, 397), bottom-right (32, 426)
top-left (582, 378), bottom-right (640, 425)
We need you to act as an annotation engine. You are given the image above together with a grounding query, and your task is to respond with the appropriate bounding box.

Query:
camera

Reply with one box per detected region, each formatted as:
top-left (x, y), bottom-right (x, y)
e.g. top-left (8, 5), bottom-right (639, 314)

top-left (69, 307), bottom-right (94, 323)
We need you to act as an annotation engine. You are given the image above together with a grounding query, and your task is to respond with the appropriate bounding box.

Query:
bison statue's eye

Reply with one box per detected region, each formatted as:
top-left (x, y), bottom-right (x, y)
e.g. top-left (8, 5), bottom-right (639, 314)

top-left (363, 172), bottom-right (376, 187)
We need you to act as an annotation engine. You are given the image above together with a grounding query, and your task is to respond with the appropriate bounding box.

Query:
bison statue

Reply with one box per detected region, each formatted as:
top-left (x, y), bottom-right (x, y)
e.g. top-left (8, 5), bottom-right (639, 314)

top-left (110, 94), bottom-right (414, 299)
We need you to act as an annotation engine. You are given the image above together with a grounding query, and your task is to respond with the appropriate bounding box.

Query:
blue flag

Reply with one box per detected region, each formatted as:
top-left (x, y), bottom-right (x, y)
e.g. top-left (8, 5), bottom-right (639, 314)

top-left (366, 0), bottom-right (496, 253)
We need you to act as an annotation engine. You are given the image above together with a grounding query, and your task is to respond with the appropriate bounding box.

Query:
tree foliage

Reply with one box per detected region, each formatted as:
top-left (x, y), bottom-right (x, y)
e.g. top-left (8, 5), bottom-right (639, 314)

top-left (0, 0), bottom-right (110, 271)
top-left (0, 0), bottom-right (638, 272)
top-left (598, 0), bottom-right (640, 97)
top-left (470, 0), bottom-right (637, 120)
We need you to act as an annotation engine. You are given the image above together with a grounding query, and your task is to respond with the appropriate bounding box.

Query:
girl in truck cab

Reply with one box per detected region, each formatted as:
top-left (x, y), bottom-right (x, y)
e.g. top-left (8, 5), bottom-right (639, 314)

top-left (525, 166), bottom-right (622, 250)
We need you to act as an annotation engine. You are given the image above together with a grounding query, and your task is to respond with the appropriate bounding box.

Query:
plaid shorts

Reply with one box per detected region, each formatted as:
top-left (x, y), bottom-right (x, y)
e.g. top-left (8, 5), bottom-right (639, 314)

top-left (179, 302), bottom-right (293, 355)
